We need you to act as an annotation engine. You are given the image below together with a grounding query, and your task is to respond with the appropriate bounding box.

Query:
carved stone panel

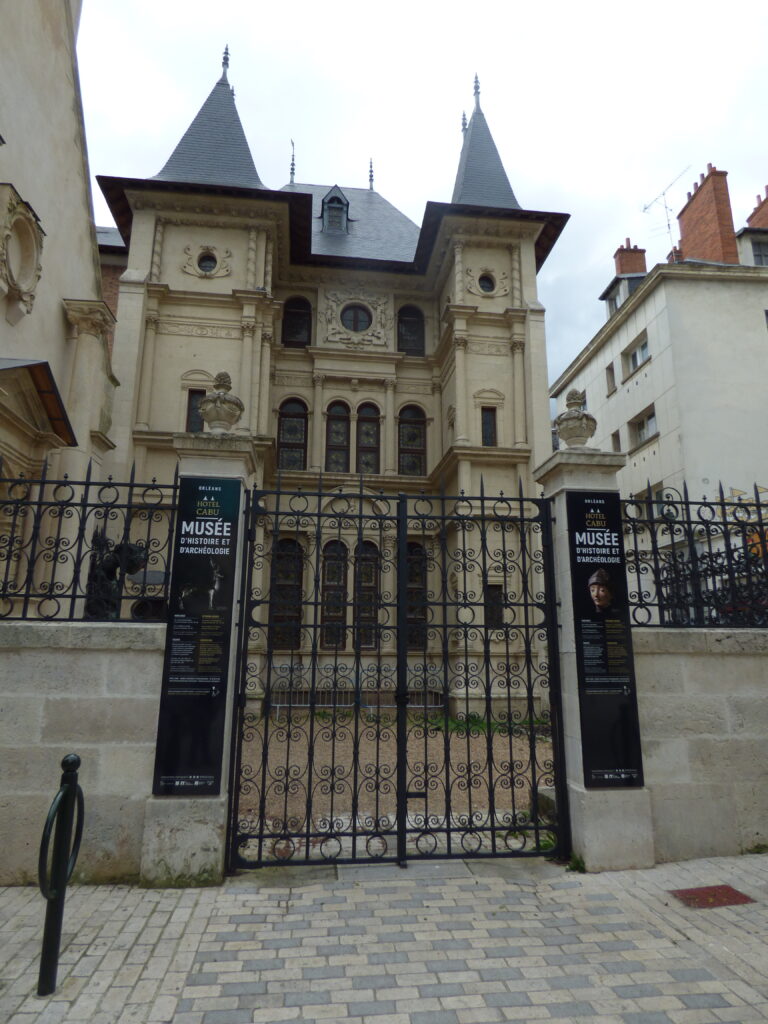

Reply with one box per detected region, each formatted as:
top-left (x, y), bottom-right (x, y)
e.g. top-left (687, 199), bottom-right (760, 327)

top-left (322, 290), bottom-right (392, 349)
top-left (181, 245), bottom-right (232, 279)
top-left (0, 184), bottom-right (44, 324)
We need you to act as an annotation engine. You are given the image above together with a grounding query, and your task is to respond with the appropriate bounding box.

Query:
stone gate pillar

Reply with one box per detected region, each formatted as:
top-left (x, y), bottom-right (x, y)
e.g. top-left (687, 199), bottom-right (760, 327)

top-left (139, 414), bottom-right (260, 885)
top-left (534, 398), bottom-right (655, 871)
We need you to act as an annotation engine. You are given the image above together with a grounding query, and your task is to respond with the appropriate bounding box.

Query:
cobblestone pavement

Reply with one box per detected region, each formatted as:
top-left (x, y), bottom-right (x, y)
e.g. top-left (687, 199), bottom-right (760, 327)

top-left (3, 854), bottom-right (768, 1024)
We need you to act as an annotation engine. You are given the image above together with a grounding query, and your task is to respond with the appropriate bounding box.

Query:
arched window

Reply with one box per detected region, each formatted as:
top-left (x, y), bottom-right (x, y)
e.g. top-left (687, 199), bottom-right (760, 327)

top-left (397, 305), bottom-right (425, 356)
top-left (325, 401), bottom-right (350, 473)
top-left (354, 541), bottom-right (380, 649)
top-left (321, 540), bottom-right (348, 649)
top-left (281, 297), bottom-right (312, 348)
top-left (278, 399), bottom-right (308, 470)
top-left (271, 538), bottom-right (303, 649)
top-left (406, 542), bottom-right (427, 649)
top-left (356, 402), bottom-right (380, 474)
top-left (398, 405), bottom-right (426, 476)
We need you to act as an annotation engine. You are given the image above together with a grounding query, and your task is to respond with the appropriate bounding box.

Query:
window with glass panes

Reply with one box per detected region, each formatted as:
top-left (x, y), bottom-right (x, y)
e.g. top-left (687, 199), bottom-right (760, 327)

top-left (406, 542), bottom-right (427, 649)
top-left (398, 405), bottom-right (426, 475)
top-left (277, 399), bottom-right (308, 470)
top-left (356, 403), bottom-right (380, 473)
top-left (484, 584), bottom-right (504, 629)
top-left (325, 401), bottom-right (350, 472)
top-left (271, 538), bottom-right (303, 649)
top-left (321, 540), bottom-right (347, 649)
top-left (481, 407), bottom-right (498, 447)
top-left (186, 389), bottom-right (206, 432)
top-left (354, 542), bottom-right (379, 649)
top-left (281, 297), bottom-right (312, 347)
top-left (397, 305), bottom-right (425, 355)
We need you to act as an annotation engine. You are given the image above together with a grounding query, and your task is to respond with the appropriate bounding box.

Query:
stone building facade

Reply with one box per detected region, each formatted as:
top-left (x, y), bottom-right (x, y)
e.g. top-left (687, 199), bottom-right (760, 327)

top-left (98, 64), bottom-right (567, 497)
top-left (0, 0), bottom-right (116, 480)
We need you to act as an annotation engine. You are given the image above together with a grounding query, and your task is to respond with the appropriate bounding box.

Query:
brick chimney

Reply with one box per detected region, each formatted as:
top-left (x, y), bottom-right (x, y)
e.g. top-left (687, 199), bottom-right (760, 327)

top-left (747, 186), bottom-right (768, 230)
top-left (614, 238), bottom-right (647, 275)
top-left (676, 163), bottom-right (738, 264)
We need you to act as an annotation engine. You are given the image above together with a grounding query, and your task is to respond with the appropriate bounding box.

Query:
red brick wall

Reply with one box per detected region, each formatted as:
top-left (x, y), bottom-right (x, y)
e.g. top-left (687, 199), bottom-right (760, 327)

top-left (614, 239), bottom-right (647, 275)
top-left (100, 262), bottom-right (122, 317)
top-left (677, 165), bottom-right (738, 264)
top-left (747, 188), bottom-right (768, 229)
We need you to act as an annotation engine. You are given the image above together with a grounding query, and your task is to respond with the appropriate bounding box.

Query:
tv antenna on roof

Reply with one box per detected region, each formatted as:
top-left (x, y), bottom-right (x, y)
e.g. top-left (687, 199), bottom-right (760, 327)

top-left (643, 165), bottom-right (690, 252)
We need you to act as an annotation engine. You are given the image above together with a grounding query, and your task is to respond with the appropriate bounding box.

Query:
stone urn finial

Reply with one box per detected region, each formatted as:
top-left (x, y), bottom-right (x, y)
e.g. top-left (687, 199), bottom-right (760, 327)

top-left (199, 371), bottom-right (244, 434)
top-left (554, 389), bottom-right (597, 448)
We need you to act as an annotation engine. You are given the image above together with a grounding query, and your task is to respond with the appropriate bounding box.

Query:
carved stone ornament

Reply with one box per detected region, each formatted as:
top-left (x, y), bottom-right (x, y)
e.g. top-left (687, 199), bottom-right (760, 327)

top-left (199, 370), bottom-right (245, 433)
top-left (466, 267), bottom-right (510, 299)
top-left (323, 290), bottom-right (392, 349)
top-left (0, 184), bottom-right (45, 325)
top-left (554, 389), bottom-right (597, 448)
top-left (181, 244), bottom-right (232, 279)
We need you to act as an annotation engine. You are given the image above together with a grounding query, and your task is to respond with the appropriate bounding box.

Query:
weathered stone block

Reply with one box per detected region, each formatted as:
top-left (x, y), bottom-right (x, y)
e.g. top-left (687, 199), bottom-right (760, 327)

top-left (727, 696), bottom-right (768, 735)
top-left (73, 794), bottom-right (146, 883)
top-left (650, 783), bottom-right (739, 862)
top-left (2, 744), bottom-right (102, 793)
top-left (634, 654), bottom-right (685, 694)
top-left (42, 696), bottom-right (158, 744)
top-left (688, 737), bottom-right (767, 782)
top-left (140, 796), bottom-right (228, 886)
top-left (639, 695), bottom-right (725, 738)
top-left (0, 695), bottom-right (44, 744)
top-left (96, 744), bottom-right (156, 796)
top-left (640, 738), bottom-right (691, 784)
top-left (568, 783), bottom-right (654, 871)
top-left (733, 782), bottom-right (768, 852)
top-left (0, 793), bottom-right (53, 884)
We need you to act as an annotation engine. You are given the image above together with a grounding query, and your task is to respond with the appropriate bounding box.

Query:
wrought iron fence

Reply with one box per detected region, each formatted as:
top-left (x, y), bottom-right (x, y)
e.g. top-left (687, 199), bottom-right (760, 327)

top-left (0, 460), bottom-right (178, 621)
top-left (229, 480), bottom-right (567, 867)
top-left (623, 484), bottom-right (768, 628)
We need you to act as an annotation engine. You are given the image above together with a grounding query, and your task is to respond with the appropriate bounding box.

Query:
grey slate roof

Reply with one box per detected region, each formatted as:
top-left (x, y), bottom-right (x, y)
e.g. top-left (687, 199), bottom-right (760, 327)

top-left (96, 225), bottom-right (125, 248)
top-left (451, 102), bottom-right (520, 210)
top-left (153, 70), bottom-right (264, 189)
top-left (280, 182), bottom-right (420, 262)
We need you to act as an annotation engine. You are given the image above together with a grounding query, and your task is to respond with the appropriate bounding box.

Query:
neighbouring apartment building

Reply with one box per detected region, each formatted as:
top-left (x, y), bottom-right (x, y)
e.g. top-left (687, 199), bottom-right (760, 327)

top-left (551, 163), bottom-right (768, 503)
top-left (0, 0), bottom-right (116, 480)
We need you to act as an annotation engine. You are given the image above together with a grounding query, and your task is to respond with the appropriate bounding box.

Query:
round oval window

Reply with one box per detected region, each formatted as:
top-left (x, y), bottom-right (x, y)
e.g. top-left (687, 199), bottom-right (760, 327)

top-left (341, 304), bottom-right (372, 332)
top-left (478, 274), bottom-right (495, 293)
top-left (198, 251), bottom-right (217, 274)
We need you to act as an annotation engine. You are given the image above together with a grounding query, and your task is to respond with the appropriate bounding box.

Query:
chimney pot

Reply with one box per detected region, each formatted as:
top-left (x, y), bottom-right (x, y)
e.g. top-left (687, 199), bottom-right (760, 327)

top-left (707, 162), bottom-right (713, 172)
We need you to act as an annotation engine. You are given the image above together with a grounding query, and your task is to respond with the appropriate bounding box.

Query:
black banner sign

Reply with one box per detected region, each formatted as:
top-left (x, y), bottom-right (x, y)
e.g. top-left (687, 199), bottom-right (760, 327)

top-left (152, 477), bottom-right (241, 796)
top-left (566, 490), bottom-right (644, 789)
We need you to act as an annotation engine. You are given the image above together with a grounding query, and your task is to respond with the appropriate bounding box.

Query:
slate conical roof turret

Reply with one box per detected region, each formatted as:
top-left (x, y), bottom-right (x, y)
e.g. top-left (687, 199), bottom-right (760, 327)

top-left (451, 76), bottom-right (520, 210)
top-left (153, 47), bottom-right (264, 189)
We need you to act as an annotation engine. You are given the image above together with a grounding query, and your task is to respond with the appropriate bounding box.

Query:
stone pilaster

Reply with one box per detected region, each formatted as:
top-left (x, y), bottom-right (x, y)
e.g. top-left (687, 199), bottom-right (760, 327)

top-left (384, 379), bottom-right (396, 474)
top-left (534, 447), bottom-right (655, 871)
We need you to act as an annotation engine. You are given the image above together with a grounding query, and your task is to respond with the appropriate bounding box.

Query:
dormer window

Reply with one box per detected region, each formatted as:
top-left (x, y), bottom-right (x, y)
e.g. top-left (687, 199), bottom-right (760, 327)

top-left (321, 186), bottom-right (349, 233)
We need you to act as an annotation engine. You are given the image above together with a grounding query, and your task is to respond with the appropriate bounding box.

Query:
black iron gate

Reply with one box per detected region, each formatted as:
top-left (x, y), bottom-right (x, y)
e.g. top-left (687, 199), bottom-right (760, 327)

top-left (227, 483), bottom-right (568, 869)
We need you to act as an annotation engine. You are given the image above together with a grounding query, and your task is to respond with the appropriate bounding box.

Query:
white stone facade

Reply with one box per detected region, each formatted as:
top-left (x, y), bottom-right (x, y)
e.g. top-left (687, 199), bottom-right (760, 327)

top-left (551, 170), bottom-right (768, 502)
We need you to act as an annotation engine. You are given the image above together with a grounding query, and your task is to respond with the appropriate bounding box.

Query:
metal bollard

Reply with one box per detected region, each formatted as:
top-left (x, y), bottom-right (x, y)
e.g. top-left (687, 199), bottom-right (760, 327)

top-left (37, 754), bottom-right (85, 997)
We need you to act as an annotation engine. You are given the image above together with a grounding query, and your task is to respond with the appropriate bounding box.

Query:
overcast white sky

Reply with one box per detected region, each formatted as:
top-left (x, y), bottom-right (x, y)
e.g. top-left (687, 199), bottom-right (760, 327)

top-left (77, 0), bottom-right (768, 382)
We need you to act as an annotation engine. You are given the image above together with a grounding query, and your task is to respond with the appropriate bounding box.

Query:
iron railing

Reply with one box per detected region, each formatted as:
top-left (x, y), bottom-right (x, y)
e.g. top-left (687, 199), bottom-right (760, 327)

top-left (623, 484), bottom-right (768, 628)
top-left (0, 460), bottom-right (178, 621)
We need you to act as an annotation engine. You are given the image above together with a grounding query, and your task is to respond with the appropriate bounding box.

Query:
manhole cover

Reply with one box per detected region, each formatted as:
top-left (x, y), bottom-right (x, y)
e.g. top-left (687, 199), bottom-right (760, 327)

top-left (669, 884), bottom-right (755, 908)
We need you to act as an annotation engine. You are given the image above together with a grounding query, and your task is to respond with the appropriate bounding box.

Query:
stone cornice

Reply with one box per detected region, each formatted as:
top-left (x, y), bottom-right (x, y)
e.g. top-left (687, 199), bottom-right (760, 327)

top-left (62, 298), bottom-right (115, 338)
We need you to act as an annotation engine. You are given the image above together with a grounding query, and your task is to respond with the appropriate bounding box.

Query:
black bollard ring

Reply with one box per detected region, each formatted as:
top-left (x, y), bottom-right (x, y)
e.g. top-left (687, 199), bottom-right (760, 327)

top-left (38, 784), bottom-right (84, 901)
